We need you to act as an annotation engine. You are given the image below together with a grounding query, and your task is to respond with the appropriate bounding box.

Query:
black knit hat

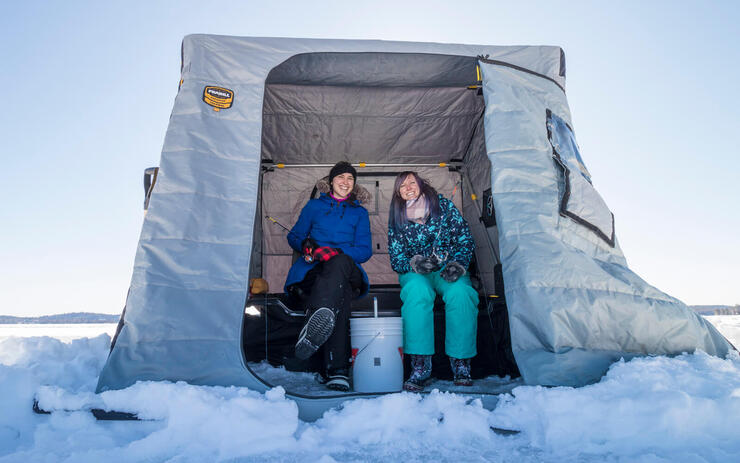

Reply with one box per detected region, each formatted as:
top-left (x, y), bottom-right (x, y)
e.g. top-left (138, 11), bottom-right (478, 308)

top-left (328, 161), bottom-right (357, 184)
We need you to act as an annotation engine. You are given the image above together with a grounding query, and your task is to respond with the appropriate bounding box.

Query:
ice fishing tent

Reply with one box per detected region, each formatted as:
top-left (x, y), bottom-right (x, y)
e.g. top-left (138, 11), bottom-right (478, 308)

top-left (97, 35), bottom-right (732, 419)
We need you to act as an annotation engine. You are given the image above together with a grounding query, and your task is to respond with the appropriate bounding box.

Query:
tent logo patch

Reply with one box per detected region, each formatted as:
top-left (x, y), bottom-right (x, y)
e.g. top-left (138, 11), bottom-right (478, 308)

top-left (203, 86), bottom-right (234, 111)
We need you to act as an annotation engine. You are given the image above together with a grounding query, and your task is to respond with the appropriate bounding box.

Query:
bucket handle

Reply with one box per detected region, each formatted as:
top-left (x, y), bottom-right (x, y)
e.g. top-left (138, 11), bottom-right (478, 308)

top-left (354, 331), bottom-right (381, 359)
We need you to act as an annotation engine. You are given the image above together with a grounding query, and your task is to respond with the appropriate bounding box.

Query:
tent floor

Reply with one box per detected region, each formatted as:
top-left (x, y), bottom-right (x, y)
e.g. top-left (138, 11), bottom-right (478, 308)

top-left (248, 361), bottom-right (523, 397)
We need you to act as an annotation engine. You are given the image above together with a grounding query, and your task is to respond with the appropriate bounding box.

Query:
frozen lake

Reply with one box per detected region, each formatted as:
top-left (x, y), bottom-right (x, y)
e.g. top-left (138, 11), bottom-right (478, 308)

top-left (704, 315), bottom-right (740, 347)
top-left (0, 315), bottom-right (737, 346)
top-left (0, 323), bottom-right (118, 342)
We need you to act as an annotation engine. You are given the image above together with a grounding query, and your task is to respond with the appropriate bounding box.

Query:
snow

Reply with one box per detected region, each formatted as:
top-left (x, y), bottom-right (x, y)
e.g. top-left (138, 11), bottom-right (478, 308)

top-left (705, 316), bottom-right (740, 348)
top-left (250, 360), bottom-right (524, 397)
top-left (0, 324), bottom-right (118, 342)
top-left (1, 316), bottom-right (739, 462)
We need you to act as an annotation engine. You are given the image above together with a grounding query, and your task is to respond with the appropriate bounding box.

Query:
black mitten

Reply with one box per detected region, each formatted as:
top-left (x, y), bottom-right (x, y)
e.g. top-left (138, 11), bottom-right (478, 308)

top-left (301, 237), bottom-right (318, 262)
top-left (409, 255), bottom-right (438, 274)
top-left (440, 261), bottom-right (466, 282)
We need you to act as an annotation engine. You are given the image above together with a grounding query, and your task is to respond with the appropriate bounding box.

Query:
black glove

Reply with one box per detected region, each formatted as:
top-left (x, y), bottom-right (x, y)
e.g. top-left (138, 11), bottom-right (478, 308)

top-left (440, 261), bottom-right (466, 283)
top-left (409, 255), bottom-right (439, 274)
top-left (301, 237), bottom-right (318, 263)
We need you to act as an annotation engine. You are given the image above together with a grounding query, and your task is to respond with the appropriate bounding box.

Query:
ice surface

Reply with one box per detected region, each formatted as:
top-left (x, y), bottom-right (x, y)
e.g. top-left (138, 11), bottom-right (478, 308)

top-left (249, 360), bottom-right (523, 397)
top-left (0, 323), bottom-right (117, 342)
top-left (705, 316), bottom-right (740, 349)
top-left (0, 316), bottom-right (738, 462)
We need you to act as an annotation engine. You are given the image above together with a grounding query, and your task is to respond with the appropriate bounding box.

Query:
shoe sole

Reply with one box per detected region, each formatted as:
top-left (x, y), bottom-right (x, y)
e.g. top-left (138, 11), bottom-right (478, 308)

top-left (295, 307), bottom-right (335, 360)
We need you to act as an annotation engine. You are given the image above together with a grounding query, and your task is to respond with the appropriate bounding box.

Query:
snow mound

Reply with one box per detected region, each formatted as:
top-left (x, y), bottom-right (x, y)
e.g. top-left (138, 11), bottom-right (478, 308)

top-left (491, 351), bottom-right (740, 461)
top-left (1, 317), bottom-right (739, 462)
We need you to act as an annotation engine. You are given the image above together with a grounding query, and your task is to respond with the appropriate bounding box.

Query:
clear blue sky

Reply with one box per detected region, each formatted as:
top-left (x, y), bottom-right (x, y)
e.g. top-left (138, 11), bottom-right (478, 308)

top-left (1, 1), bottom-right (738, 316)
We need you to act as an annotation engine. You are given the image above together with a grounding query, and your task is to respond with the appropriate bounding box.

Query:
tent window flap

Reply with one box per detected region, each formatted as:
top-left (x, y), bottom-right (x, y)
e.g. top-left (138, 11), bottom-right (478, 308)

top-left (546, 109), bottom-right (615, 246)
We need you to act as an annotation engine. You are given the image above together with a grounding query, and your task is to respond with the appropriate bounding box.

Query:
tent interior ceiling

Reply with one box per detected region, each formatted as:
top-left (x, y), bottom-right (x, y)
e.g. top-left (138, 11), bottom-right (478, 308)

top-left (265, 52), bottom-right (479, 87)
top-left (261, 52), bottom-right (485, 165)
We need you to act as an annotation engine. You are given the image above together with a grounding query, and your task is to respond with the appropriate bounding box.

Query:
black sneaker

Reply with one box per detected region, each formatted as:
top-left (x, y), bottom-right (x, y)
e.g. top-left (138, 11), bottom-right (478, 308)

top-left (295, 307), bottom-right (335, 360)
top-left (325, 372), bottom-right (350, 392)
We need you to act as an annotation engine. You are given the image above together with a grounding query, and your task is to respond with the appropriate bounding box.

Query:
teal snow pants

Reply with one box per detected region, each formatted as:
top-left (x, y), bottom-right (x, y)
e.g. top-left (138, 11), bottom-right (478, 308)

top-left (398, 271), bottom-right (478, 359)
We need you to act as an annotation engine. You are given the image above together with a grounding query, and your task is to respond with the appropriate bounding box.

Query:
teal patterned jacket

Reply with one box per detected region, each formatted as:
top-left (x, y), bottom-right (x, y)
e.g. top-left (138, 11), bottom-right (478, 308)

top-left (388, 195), bottom-right (475, 274)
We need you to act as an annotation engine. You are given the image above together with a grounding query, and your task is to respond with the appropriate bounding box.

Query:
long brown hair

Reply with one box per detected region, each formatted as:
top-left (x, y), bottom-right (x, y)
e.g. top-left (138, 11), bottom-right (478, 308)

top-left (388, 171), bottom-right (440, 231)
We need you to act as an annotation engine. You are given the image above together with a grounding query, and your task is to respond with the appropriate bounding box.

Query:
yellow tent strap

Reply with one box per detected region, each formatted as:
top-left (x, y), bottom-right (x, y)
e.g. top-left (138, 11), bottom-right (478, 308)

top-left (468, 64), bottom-right (482, 89)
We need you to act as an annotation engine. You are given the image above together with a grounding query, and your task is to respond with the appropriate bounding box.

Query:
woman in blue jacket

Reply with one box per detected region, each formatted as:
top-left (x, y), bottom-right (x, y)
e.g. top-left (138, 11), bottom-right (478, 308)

top-left (388, 171), bottom-right (478, 391)
top-left (286, 161), bottom-right (372, 392)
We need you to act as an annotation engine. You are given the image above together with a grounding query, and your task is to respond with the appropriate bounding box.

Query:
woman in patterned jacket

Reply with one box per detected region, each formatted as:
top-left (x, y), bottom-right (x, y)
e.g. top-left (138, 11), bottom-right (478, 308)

top-left (388, 171), bottom-right (479, 391)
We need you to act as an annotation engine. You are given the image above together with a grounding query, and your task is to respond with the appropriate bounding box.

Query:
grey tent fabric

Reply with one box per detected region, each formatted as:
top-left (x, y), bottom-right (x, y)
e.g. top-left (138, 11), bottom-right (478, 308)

top-left (265, 52), bottom-right (479, 87)
top-left (181, 36), bottom-right (564, 88)
top-left (262, 84), bottom-right (483, 164)
top-left (478, 61), bottom-right (732, 385)
top-left (96, 35), bottom-right (732, 414)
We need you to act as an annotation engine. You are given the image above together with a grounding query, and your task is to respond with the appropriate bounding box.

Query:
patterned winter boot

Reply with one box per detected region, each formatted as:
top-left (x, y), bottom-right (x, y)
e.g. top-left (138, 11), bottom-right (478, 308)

top-left (450, 357), bottom-right (473, 387)
top-left (403, 354), bottom-right (432, 392)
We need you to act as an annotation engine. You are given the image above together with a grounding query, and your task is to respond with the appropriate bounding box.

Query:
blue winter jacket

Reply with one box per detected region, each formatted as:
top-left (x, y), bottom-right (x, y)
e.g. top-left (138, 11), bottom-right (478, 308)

top-left (284, 193), bottom-right (372, 295)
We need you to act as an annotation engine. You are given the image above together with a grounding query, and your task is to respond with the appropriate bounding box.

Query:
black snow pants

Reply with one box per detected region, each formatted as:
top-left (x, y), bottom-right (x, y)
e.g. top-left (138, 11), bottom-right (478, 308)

top-left (292, 254), bottom-right (364, 373)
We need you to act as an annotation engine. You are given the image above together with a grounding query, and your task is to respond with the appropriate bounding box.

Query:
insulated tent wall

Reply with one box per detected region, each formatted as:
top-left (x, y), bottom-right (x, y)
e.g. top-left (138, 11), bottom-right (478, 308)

top-left (97, 35), bottom-right (732, 412)
top-left (477, 62), bottom-right (731, 384)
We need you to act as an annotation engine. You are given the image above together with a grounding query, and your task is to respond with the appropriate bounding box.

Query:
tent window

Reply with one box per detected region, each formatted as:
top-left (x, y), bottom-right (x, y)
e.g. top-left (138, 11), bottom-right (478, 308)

top-left (546, 109), bottom-right (615, 246)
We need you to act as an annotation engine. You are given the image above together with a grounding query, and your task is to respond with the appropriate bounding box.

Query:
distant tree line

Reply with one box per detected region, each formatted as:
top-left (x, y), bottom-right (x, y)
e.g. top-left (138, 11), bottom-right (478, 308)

top-left (712, 305), bottom-right (740, 315)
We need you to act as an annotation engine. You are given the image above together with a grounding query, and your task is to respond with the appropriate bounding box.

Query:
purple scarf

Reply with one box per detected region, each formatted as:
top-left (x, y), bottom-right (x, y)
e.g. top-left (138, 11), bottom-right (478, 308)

top-left (406, 194), bottom-right (429, 224)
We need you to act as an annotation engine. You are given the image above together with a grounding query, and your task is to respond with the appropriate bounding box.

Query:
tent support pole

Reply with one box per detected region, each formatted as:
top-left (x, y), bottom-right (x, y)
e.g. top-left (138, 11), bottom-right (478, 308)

top-left (262, 162), bottom-right (463, 169)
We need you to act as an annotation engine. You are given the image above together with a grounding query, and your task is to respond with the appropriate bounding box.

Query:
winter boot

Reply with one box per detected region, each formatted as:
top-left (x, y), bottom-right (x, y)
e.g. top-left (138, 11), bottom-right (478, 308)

top-left (325, 368), bottom-right (351, 392)
top-left (295, 307), bottom-right (335, 360)
top-left (449, 357), bottom-right (472, 387)
top-left (403, 354), bottom-right (432, 392)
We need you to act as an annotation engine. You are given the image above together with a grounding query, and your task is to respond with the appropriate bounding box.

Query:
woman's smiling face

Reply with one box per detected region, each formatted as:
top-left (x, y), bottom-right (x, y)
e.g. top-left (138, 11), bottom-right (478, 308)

top-left (399, 174), bottom-right (420, 201)
top-left (331, 172), bottom-right (355, 199)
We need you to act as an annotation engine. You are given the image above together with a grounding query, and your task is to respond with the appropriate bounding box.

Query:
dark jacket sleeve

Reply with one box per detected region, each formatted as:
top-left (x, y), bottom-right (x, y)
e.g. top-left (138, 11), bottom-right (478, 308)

top-left (339, 206), bottom-right (372, 264)
top-left (287, 201), bottom-right (314, 253)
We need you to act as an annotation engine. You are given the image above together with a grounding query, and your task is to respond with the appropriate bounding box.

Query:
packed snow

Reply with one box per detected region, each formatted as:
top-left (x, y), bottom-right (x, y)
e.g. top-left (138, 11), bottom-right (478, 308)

top-left (0, 324), bottom-right (117, 342)
top-left (1, 317), bottom-right (740, 462)
top-left (250, 360), bottom-right (523, 397)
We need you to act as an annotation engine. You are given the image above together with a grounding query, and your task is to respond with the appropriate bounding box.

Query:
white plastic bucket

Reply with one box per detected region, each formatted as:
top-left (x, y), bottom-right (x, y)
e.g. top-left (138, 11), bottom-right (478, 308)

top-left (350, 317), bottom-right (404, 393)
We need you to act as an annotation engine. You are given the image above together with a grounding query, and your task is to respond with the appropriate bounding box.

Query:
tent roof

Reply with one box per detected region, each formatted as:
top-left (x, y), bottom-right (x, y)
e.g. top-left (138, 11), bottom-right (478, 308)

top-left (181, 34), bottom-right (566, 89)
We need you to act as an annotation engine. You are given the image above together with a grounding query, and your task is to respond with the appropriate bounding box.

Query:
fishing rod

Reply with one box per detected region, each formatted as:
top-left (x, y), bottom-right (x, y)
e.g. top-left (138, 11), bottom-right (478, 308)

top-left (265, 215), bottom-right (293, 234)
top-left (265, 215), bottom-right (317, 263)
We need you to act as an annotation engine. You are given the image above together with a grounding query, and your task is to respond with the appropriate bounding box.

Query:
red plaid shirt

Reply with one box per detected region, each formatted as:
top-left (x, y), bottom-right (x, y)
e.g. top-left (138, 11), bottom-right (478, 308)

top-left (312, 246), bottom-right (342, 262)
